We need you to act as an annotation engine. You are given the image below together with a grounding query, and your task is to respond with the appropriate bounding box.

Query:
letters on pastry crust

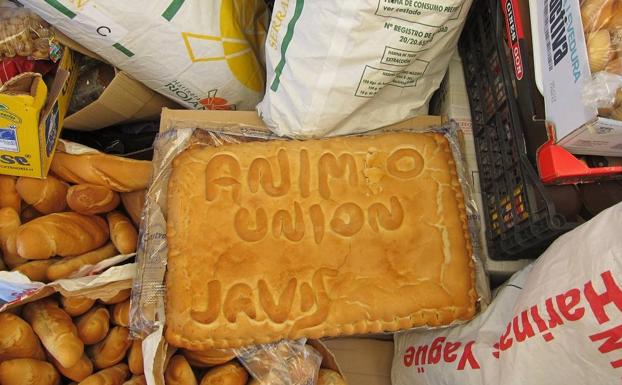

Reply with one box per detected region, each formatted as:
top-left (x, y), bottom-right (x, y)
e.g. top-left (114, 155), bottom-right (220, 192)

top-left (165, 132), bottom-right (476, 349)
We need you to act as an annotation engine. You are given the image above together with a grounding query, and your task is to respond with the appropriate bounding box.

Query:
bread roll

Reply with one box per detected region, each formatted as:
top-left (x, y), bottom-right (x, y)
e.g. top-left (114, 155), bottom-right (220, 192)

top-left (120, 190), bottom-right (145, 226)
top-left (164, 356), bottom-right (197, 385)
top-left (122, 375), bottom-right (145, 385)
top-left (99, 289), bottom-right (131, 305)
top-left (23, 299), bottom-right (84, 368)
top-left (78, 363), bottom-right (129, 385)
top-left (606, 56), bottom-right (622, 75)
top-left (0, 358), bottom-right (60, 385)
top-left (0, 175), bottom-right (21, 212)
top-left (16, 176), bottom-right (68, 214)
top-left (12, 259), bottom-right (58, 282)
top-left (61, 296), bottom-right (96, 317)
top-left (111, 300), bottom-right (129, 327)
top-left (47, 243), bottom-right (117, 281)
top-left (106, 212), bottom-right (137, 254)
top-left (199, 362), bottom-right (247, 385)
top-left (0, 207), bottom-right (27, 268)
top-left (317, 369), bottom-right (347, 385)
top-left (51, 353), bottom-right (93, 382)
top-left (127, 340), bottom-right (143, 375)
top-left (16, 212), bottom-right (109, 260)
top-left (88, 326), bottom-right (131, 369)
top-left (67, 185), bottom-right (121, 215)
top-left (0, 313), bottom-right (45, 361)
top-left (581, 0), bottom-right (614, 32)
top-left (181, 348), bottom-right (235, 367)
top-left (51, 152), bottom-right (152, 193)
top-left (587, 30), bottom-right (614, 73)
top-left (76, 307), bottom-right (110, 345)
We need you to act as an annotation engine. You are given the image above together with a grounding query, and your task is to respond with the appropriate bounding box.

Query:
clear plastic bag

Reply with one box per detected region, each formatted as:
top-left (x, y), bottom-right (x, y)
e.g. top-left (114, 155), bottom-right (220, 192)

top-left (129, 120), bottom-right (489, 343)
top-left (581, 71), bottom-right (622, 118)
top-left (235, 339), bottom-right (323, 385)
top-left (0, 7), bottom-right (52, 59)
top-left (68, 58), bottom-right (115, 114)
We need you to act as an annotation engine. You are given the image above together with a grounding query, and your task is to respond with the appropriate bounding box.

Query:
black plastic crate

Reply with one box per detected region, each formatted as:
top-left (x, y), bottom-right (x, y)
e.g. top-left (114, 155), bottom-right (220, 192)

top-left (459, 0), bottom-right (581, 260)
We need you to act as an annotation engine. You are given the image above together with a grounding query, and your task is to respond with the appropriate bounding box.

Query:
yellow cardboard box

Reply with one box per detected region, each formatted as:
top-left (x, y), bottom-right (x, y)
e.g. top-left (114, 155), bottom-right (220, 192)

top-left (0, 47), bottom-right (77, 178)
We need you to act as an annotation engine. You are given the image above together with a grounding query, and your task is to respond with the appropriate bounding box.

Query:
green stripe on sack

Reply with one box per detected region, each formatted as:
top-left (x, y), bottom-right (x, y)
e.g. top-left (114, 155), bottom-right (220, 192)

top-left (45, 0), bottom-right (76, 18)
top-left (162, 0), bottom-right (185, 21)
top-left (270, 0), bottom-right (305, 92)
top-left (113, 43), bottom-right (135, 57)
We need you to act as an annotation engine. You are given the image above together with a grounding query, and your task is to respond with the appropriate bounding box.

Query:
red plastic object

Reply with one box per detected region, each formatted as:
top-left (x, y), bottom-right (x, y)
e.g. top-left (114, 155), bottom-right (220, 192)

top-left (538, 125), bottom-right (622, 184)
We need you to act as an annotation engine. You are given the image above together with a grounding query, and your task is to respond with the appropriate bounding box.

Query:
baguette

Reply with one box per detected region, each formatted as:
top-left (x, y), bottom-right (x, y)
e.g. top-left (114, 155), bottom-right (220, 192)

top-left (0, 313), bottom-right (46, 361)
top-left (107, 212), bottom-right (137, 254)
top-left (67, 185), bottom-right (120, 215)
top-left (61, 296), bottom-right (96, 317)
top-left (50, 353), bottom-right (93, 382)
top-left (0, 207), bottom-right (27, 268)
top-left (76, 307), bottom-right (110, 345)
top-left (111, 300), bottom-right (129, 327)
top-left (181, 348), bottom-right (235, 367)
top-left (122, 375), bottom-right (145, 385)
top-left (47, 243), bottom-right (117, 281)
top-left (88, 326), bottom-right (131, 369)
top-left (0, 358), bottom-right (60, 385)
top-left (164, 356), bottom-right (197, 385)
top-left (51, 152), bottom-right (151, 193)
top-left (23, 299), bottom-right (84, 368)
top-left (12, 259), bottom-right (58, 282)
top-left (0, 175), bottom-right (21, 212)
top-left (16, 212), bottom-right (109, 260)
top-left (78, 363), bottom-right (129, 385)
top-left (16, 176), bottom-right (68, 214)
top-left (99, 289), bottom-right (130, 305)
top-left (199, 362), bottom-right (247, 385)
top-left (120, 190), bottom-right (145, 227)
top-left (127, 340), bottom-right (143, 375)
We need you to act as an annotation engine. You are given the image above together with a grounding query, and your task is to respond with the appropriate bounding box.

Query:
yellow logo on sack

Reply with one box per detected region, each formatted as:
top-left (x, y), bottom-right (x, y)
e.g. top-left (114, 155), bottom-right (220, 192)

top-left (181, 0), bottom-right (267, 93)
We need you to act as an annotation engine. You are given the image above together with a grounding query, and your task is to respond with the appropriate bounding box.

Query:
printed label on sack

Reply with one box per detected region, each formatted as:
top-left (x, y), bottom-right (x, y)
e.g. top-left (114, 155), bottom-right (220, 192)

top-left (73, 2), bottom-right (129, 45)
top-left (375, 0), bottom-right (464, 26)
top-left (350, 0), bottom-right (466, 100)
top-left (398, 269), bottom-right (622, 375)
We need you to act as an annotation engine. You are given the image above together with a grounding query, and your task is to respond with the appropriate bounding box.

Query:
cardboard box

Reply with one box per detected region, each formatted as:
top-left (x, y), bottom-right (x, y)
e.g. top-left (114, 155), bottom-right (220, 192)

top-left (64, 71), bottom-right (181, 131)
top-left (534, 0), bottom-right (622, 156)
top-left (159, 109), bottom-right (442, 134)
top-left (322, 338), bottom-right (393, 385)
top-left (0, 47), bottom-right (77, 178)
top-left (53, 30), bottom-right (180, 132)
top-left (431, 52), bottom-right (531, 277)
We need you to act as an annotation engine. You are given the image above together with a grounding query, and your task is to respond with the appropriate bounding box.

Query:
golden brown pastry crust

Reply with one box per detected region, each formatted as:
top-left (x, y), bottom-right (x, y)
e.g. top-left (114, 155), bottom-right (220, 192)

top-left (165, 132), bottom-right (476, 349)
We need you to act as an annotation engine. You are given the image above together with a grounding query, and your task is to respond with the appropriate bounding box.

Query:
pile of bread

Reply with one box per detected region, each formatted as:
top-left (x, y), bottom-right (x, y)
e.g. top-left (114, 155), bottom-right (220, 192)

top-left (0, 151), bottom-right (149, 282)
top-left (0, 290), bottom-right (142, 385)
top-left (0, 294), bottom-right (346, 385)
top-left (582, 0), bottom-right (622, 119)
top-left (164, 345), bottom-right (345, 385)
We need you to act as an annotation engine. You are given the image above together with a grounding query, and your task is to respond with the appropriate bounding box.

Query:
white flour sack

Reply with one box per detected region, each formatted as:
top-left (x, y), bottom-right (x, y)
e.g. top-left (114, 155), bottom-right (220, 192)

top-left (21, 0), bottom-right (268, 110)
top-left (257, 0), bottom-right (473, 137)
top-left (392, 202), bottom-right (622, 385)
